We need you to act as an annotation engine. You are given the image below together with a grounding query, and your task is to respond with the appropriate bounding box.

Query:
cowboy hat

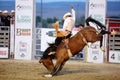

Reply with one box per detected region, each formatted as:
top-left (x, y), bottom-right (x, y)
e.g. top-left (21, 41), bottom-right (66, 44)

top-left (3, 10), bottom-right (8, 13)
top-left (63, 12), bottom-right (72, 20)
top-left (11, 10), bottom-right (15, 13)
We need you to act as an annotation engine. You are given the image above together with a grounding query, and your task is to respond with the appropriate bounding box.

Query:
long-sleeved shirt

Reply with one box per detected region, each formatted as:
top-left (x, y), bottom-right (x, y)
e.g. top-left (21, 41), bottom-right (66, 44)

top-left (63, 8), bottom-right (75, 32)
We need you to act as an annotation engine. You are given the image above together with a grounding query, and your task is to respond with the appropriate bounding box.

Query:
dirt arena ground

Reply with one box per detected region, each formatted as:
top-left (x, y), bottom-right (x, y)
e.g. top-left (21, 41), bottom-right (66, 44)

top-left (0, 60), bottom-right (120, 80)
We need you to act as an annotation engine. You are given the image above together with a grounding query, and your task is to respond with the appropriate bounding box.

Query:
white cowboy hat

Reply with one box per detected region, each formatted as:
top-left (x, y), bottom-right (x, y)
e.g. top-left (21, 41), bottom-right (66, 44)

top-left (3, 10), bottom-right (8, 13)
top-left (63, 12), bottom-right (72, 20)
top-left (11, 10), bottom-right (15, 13)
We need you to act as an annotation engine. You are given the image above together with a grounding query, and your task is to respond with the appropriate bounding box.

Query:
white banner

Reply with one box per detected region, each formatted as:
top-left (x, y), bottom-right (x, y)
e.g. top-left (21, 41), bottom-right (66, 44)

top-left (14, 0), bottom-right (35, 60)
top-left (87, 0), bottom-right (106, 63)
top-left (87, 42), bottom-right (104, 63)
top-left (89, 0), bottom-right (106, 24)
top-left (109, 50), bottom-right (120, 63)
top-left (0, 48), bottom-right (8, 58)
top-left (41, 28), bottom-right (56, 51)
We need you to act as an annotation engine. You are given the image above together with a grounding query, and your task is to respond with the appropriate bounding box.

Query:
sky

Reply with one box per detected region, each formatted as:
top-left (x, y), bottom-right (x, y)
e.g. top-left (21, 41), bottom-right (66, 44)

top-left (37, 0), bottom-right (120, 3)
top-left (37, 0), bottom-right (84, 3)
top-left (0, 0), bottom-right (120, 3)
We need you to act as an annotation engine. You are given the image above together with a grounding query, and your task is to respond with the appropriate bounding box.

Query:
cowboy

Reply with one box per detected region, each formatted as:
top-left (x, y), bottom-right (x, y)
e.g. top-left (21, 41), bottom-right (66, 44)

top-left (10, 10), bottom-right (15, 24)
top-left (75, 24), bottom-right (84, 31)
top-left (11, 10), bottom-right (15, 19)
top-left (2, 10), bottom-right (11, 26)
top-left (0, 10), bottom-right (4, 26)
top-left (53, 5), bottom-right (76, 51)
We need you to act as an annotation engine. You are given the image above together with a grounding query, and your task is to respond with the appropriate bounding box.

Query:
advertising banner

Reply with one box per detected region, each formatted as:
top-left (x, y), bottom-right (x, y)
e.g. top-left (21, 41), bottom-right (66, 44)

top-left (87, 0), bottom-right (106, 63)
top-left (0, 48), bottom-right (8, 58)
top-left (109, 51), bottom-right (120, 63)
top-left (41, 28), bottom-right (56, 51)
top-left (14, 0), bottom-right (35, 60)
top-left (89, 0), bottom-right (106, 25)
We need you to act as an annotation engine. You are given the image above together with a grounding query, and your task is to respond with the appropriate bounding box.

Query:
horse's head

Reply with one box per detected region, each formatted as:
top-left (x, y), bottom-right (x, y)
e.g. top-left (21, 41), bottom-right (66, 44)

top-left (39, 57), bottom-right (54, 72)
top-left (80, 26), bottom-right (102, 43)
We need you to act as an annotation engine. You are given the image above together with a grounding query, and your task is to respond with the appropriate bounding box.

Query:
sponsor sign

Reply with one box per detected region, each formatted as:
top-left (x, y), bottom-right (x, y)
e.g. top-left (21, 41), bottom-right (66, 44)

top-left (87, 42), bottom-right (104, 63)
top-left (109, 51), bottom-right (120, 63)
top-left (87, 0), bottom-right (106, 63)
top-left (16, 28), bottom-right (31, 36)
top-left (17, 15), bottom-right (31, 23)
top-left (15, 0), bottom-right (35, 60)
top-left (41, 28), bottom-right (56, 51)
top-left (89, 0), bottom-right (106, 24)
top-left (0, 48), bottom-right (8, 58)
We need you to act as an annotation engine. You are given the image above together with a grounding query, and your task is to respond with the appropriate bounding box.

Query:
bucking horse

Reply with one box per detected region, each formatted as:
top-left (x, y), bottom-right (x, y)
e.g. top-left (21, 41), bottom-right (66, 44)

top-left (39, 17), bottom-right (113, 77)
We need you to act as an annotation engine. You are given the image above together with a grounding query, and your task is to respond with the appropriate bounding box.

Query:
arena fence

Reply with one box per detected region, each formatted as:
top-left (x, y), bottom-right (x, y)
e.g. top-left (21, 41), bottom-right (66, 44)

top-left (109, 27), bottom-right (120, 51)
top-left (34, 28), bottom-right (42, 59)
top-left (0, 26), bottom-right (10, 58)
top-left (108, 26), bottom-right (120, 63)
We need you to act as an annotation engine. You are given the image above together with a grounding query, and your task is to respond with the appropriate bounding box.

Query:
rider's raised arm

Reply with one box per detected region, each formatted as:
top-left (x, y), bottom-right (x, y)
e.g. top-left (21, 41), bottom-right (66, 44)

top-left (71, 6), bottom-right (76, 22)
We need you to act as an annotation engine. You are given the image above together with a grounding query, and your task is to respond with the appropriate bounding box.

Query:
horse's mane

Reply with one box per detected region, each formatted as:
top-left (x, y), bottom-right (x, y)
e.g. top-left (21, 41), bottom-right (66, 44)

top-left (48, 43), bottom-right (55, 47)
top-left (86, 17), bottom-right (106, 30)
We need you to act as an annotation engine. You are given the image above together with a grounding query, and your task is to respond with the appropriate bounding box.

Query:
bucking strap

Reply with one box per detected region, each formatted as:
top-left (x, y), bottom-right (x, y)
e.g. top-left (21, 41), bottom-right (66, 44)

top-left (63, 39), bottom-right (73, 58)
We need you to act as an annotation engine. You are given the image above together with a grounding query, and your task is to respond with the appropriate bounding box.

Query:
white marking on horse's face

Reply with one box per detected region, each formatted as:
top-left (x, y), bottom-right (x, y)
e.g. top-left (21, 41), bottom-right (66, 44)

top-left (48, 52), bottom-right (56, 55)
top-left (43, 74), bottom-right (52, 78)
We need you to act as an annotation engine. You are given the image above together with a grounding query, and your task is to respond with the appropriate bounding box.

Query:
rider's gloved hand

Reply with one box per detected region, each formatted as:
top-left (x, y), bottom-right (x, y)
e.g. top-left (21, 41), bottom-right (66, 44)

top-left (70, 5), bottom-right (74, 9)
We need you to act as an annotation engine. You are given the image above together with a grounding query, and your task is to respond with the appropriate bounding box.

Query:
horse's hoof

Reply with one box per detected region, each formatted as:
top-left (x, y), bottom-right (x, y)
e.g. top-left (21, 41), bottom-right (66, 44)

top-left (100, 46), bottom-right (105, 52)
top-left (43, 74), bottom-right (52, 78)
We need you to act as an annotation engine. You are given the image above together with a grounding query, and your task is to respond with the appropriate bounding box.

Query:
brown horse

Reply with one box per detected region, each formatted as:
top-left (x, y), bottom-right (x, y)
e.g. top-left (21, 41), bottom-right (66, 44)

top-left (39, 17), bottom-right (110, 77)
top-left (39, 17), bottom-right (114, 77)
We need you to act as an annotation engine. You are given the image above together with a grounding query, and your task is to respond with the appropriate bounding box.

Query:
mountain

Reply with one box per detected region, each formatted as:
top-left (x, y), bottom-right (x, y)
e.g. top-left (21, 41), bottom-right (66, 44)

top-left (0, 1), bottom-right (120, 18)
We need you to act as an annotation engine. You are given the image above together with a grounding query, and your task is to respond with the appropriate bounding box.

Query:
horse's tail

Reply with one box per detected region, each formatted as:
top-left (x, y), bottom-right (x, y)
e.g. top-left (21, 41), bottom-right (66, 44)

top-left (86, 16), bottom-right (106, 30)
top-left (48, 43), bottom-right (55, 47)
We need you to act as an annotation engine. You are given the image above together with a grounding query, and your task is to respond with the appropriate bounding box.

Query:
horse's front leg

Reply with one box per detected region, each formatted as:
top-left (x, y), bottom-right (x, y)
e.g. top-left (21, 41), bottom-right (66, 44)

top-left (44, 58), bottom-right (66, 77)
top-left (39, 57), bottom-right (54, 72)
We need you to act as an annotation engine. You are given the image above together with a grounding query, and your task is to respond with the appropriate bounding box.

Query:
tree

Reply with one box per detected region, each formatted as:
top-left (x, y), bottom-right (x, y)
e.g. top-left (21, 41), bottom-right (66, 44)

top-left (47, 18), bottom-right (53, 23)
top-left (36, 16), bottom-right (41, 26)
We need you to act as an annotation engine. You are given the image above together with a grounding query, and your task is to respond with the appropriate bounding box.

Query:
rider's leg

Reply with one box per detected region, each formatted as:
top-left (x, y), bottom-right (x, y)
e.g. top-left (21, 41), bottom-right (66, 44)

top-left (55, 37), bottom-right (63, 46)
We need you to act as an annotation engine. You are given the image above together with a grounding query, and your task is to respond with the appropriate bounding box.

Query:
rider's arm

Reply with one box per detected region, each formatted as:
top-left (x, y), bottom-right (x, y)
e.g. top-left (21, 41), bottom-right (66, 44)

top-left (71, 6), bottom-right (75, 22)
